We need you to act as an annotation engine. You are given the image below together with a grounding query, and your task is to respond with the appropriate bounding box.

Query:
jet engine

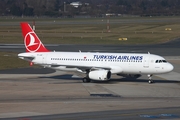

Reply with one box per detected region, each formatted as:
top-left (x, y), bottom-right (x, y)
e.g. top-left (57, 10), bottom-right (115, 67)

top-left (88, 70), bottom-right (111, 81)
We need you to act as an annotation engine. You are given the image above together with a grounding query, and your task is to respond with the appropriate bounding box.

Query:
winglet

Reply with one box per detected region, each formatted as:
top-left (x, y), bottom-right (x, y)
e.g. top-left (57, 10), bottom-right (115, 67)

top-left (20, 22), bottom-right (50, 52)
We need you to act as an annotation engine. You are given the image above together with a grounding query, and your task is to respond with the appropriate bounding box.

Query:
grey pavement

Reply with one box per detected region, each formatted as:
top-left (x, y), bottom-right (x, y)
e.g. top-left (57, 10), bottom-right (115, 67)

top-left (0, 36), bottom-right (180, 120)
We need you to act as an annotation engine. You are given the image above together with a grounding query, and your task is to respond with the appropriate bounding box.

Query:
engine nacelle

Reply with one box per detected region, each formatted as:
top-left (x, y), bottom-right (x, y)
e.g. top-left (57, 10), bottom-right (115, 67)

top-left (88, 70), bottom-right (111, 81)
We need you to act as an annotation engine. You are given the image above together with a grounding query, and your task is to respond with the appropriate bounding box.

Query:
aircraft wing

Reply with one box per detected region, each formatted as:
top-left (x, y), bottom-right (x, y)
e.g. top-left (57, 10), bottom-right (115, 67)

top-left (44, 63), bottom-right (111, 73)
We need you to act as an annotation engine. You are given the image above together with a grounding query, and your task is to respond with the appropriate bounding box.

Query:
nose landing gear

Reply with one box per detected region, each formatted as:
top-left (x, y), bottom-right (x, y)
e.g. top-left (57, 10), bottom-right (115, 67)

top-left (148, 74), bottom-right (154, 84)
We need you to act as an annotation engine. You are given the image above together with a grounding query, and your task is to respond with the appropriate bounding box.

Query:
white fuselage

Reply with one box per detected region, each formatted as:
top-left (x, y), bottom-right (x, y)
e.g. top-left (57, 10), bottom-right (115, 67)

top-left (18, 52), bottom-right (174, 75)
top-left (19, 22), bottom-right (174, 83)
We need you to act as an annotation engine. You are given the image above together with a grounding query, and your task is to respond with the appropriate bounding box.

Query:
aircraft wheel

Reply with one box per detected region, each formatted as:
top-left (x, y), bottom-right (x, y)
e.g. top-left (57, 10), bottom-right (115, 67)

top-left (147, 74), bottom-right (154, 84)
top-left (148, 80), bottom-right (154, 84)
top-left (82, 78), bottom-right (91, 83)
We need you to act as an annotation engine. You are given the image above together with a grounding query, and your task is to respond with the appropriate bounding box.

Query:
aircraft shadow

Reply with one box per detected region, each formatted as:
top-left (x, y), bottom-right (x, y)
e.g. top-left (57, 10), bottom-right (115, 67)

top-left (39, 75), bottom-right (179, 84)
top-left (39, 74), bottom-right (82, 80)
top-left (107, 77), bottom-right (180, 84)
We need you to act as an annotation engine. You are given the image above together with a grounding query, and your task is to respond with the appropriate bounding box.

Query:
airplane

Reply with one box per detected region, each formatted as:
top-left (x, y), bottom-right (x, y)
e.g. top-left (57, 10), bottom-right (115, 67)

top-left (18, 22), bottom-right (174, 84)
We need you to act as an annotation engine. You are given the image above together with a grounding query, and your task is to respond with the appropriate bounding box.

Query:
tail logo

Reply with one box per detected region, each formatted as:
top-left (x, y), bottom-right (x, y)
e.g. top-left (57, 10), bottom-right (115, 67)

top-left (24, 32), bottom-right (41, 52)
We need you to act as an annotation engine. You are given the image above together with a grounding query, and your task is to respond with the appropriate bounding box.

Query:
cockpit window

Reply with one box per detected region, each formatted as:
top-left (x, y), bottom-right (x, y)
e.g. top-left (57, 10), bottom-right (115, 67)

top-left (155, 60), bottom-right (167, 63)
top-left (162, 60), bottom-right (167, 63)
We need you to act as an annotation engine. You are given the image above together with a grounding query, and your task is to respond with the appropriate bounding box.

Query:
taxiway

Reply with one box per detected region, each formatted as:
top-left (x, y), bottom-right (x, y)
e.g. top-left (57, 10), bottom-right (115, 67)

top-left (0, 38), bottom-right (180, 120)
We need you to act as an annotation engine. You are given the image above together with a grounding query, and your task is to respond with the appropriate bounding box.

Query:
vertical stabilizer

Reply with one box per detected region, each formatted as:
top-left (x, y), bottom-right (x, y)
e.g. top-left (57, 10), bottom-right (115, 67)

top-left (20, 22), bottom-right (50, 52)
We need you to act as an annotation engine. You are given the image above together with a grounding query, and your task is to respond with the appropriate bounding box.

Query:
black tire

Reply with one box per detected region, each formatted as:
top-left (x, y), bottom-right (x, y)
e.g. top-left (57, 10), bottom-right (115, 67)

top-left (148, 80), bottom-right (154, 84)
top-left (82, 78), bottom-right (91, 83)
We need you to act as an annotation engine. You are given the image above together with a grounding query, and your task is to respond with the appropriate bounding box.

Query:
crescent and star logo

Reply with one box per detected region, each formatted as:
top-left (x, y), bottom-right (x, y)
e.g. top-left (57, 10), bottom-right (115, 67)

top-left (24, 32), bottom-right (41, 52)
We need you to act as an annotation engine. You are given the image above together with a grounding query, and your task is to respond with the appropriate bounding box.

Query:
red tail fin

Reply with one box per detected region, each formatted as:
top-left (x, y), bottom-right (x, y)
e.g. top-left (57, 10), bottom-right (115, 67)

top-left (20, 22), bottom-right (49, 52)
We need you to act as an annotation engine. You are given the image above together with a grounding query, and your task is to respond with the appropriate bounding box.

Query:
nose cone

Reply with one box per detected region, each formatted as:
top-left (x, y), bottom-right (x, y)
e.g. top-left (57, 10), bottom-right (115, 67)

top-left (167, 63), bottom-right (174, 72)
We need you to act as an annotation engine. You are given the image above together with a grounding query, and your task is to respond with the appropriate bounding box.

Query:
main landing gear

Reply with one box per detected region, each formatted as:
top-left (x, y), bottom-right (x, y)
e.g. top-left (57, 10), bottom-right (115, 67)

top-left (82, 69), bottom-right (91, 83)
top-left (82, 77), bottom-right (91, 83)
top-left (148, 74), bottom-right (154, 84)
